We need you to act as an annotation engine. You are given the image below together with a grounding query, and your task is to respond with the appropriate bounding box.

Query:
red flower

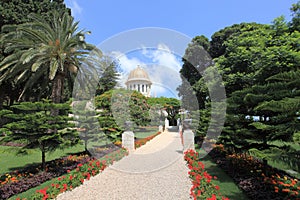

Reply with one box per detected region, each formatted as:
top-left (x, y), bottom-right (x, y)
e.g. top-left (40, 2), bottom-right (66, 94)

top-left (207, 194), bottom-right (217, 200)
top-left (86, 173), bottom-right (91, 180)
top-left (96, 161), bottom-right (100, 167)
top-left (197, 190), bottom-right (201, 196)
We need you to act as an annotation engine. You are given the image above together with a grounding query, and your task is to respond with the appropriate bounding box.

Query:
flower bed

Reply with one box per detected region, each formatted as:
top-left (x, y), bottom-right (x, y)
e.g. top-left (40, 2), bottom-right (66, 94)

top-left (30, 148), bottom-right (128, 200)
top-left (134, 131), bottom-right (161, 149)
top-left (184, 149), bottom-right (229, 200)
top-left (3, 148), bottom-right (128, 200)
top-left (209, 144), bottom-right (300, 200)
top-left (0, 154), bottom-right (91, 199)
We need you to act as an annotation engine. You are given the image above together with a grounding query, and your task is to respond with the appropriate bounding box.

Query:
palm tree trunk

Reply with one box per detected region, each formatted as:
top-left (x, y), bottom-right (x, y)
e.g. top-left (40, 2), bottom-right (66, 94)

top-left (50, 73), bottom-right (65, 116)
top-left (51, 73), bottom-right (65, 104)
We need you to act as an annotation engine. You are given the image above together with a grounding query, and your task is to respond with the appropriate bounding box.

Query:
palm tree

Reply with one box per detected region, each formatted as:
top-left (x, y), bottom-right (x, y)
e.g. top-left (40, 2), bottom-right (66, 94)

top-left (0, 11), bottom-right (96, 104)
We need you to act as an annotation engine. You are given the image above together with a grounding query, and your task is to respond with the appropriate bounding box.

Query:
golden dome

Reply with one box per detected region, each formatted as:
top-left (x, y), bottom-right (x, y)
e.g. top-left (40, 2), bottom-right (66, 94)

top-left (126, 66), bottom-right (151, 84)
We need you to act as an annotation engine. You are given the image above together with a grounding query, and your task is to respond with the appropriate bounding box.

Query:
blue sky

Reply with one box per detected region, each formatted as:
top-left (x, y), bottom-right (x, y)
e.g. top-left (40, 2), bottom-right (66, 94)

top-left (66, 0), bottom-right (296, 44)
top-left (66, 0), bottom-right (297, 98)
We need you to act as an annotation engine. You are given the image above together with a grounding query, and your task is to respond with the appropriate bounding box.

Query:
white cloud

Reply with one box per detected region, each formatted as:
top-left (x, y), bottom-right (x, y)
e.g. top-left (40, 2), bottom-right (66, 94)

top-left (111, 51), bottom-right (144, 74)
top-left (142, 43), bottom-right (182, 72)
top-left (147, 64), bottom-right (181, 98)
top-left (66, 0), bottom-right (83, 17)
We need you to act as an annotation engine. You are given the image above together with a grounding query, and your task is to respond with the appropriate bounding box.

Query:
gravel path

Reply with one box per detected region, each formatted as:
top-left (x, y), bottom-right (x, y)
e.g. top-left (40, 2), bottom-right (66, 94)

top-left (57, 130), bottom-right (192, 200)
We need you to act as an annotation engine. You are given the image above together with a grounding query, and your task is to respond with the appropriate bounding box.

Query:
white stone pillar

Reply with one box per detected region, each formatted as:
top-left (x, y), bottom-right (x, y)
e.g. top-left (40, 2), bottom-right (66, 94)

top-left (183, 129), bottom-right (195, 151)
top-left (165, 118), bottom-right (169, 130)
top-left (159, 125), bottom-right (163, 132)
top-left (122, 131), bottom-right (135, 153)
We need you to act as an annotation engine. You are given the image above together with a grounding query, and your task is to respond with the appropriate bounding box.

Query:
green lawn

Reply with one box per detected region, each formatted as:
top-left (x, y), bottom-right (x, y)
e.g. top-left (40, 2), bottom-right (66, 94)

top-left (201, 156), bottom-right (249, 200)
top-left (196, 149), bottom-right (249, 200)
top-left (0, 128), bottom-right (157, 175)
top-left (134, 127), bottom-right (158, 139)
top-left (0, 144), bottom-right (85, 175)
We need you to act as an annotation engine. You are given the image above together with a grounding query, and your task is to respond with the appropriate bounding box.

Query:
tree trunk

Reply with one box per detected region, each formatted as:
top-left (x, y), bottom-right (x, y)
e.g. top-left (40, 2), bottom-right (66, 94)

top-left (85, 140), bottom-right (88, 153)
top-left (50, 73), bottom-right (65, 116)
top-left (42, 150), bottom-right (46, 171)
top-left (263, 158), bottom-right (268, 165)
top-left (0, 86), bottom-right (4, 109)
top-left (51, 73), bottom-right (65, 104)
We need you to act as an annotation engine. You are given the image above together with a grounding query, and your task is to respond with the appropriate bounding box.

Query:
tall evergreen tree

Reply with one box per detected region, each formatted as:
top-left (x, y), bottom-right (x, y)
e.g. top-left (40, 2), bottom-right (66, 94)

top-left (0, 100), bottom-right (79, 170)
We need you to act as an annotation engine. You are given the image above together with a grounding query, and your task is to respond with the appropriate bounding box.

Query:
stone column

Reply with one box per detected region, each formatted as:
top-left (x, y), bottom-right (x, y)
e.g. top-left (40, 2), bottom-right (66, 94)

top-left (122, 131), bottom-right (135, 153)
top-left (183, 129), bottom-right (195, 151)
top-left (159, 125), bottom-right (163, 132)
top-left (164, 118), bottom-right (169, 130)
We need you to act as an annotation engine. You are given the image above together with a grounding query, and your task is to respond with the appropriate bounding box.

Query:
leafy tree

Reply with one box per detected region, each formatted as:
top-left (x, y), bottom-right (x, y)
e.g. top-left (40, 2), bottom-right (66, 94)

top-left (95, 89), bottom-right (151, 141)
top-left (289, 1), bottom-right (300, 31)
top-left (214, 23), bottom-right (271, 95)
top-left (0, 0), bottom-right (70, 28)
top-left (209, 22), bottom-right (265, 59)
top-left (147, 97), bottom-right (181, 126)
top-left (129, 91), bottom-right (151, 126)
top-left (218, 8), bottom-right (300, 163)
top-left (0, 11), bottom-right (95, 106)
top-left (178, 34), bottom-right (226, 147)
top-left (0, 100), bottom-right (79, 170)
top-left (178, 35), bottom-right (212, 110)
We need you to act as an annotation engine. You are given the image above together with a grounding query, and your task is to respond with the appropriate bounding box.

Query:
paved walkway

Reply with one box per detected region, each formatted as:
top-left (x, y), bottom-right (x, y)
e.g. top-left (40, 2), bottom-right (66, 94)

top-left (57, 130), bottom-right (192, 200)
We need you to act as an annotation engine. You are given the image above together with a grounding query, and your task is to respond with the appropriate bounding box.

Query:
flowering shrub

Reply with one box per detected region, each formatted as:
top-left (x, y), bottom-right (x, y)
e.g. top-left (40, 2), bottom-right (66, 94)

top-left (14, 148), bottom-right (128, 200)
top-left (134, 131), bottom-right (161, 149)
top-left (211, 144), bottom-right (300, 199)
top-left (184, 149), bottom-right (229, 200)
top-left (0, 154), bottom-right (91, 199)
top-left (114, 140), bottom-right (122, 147)
top-left (30, 148), bottom-right (128, 200)
top-left (263, 173), bottom-right (300, 199)
top-left (32, 159), bottom-right (107, 199)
